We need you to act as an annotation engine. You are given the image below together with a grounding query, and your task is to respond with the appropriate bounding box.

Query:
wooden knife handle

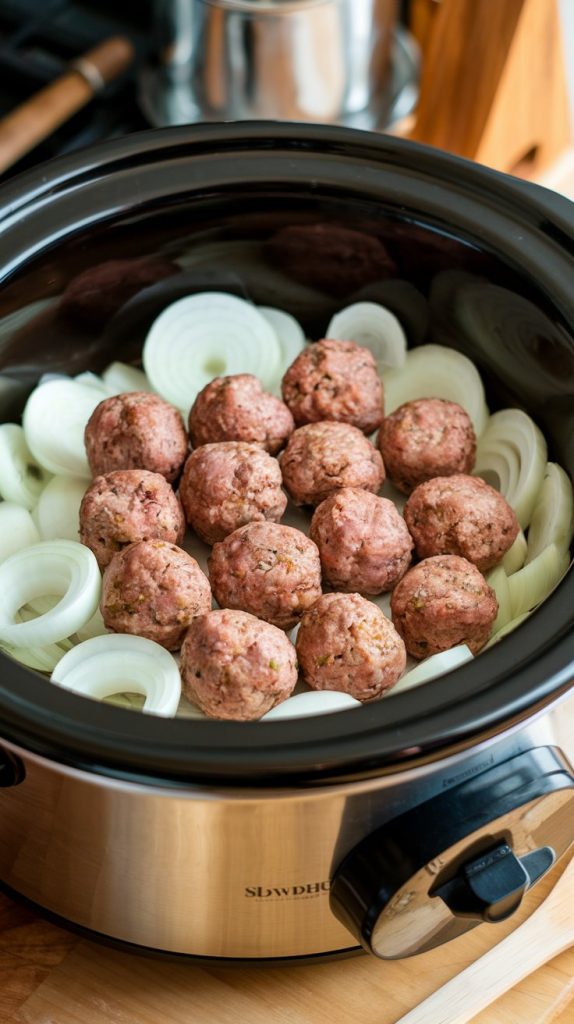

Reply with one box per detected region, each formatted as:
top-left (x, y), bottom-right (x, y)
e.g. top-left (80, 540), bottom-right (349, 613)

top-left (0, 36), bottom-right (134, 175)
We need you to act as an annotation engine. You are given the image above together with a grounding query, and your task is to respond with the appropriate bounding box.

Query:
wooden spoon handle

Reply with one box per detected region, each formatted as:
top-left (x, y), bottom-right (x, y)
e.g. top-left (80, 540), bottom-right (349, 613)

top-left (394, 913), bottom-right (571, 1024)
top-left (0, 36), bottom-right (134, 175)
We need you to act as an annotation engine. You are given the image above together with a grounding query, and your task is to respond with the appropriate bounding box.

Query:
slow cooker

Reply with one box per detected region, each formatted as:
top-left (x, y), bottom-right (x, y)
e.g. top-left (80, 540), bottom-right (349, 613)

top-left (0, 123), bottom-right (573, 962)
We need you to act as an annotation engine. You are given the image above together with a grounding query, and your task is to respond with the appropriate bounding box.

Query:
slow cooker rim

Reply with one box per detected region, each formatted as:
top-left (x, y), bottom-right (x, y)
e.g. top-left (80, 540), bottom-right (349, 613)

top-left (0, 122), bottom-right (572, 786)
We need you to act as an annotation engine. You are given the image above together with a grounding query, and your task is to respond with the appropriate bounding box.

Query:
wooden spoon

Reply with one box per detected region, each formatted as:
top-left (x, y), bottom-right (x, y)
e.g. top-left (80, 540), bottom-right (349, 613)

top-left (394, 852), bottom-right (574, 1024)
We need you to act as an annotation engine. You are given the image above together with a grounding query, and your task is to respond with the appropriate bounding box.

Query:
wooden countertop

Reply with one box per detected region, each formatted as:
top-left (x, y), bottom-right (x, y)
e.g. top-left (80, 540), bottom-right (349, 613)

top-left (2, 851), bottom-right (574, 1024)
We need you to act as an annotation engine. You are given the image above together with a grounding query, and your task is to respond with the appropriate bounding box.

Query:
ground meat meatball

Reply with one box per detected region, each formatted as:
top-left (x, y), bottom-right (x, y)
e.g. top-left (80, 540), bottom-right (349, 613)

top-left (85, 392), bottom-right (188, 483)
top-left (209, 522), bottom-right (322, 630)
top-left (404, 474), bottom-right (520, 572)
top-left (79, 469), bottom-right (185, 569)
top-left (296, 592), bottom-right (406, 701)
top-left (390, 554), bottom-right (498, 658)
top-left (101, 540), bottom-right (211, 650)
top-left (378, 398), bottom-right (476, 494)
top-left (181, 609), bottom-right (298, 720)
top-left (280, 421), bottom-right (385, 507)
top-left (282, 339), bottom-right (383, 434)
top-left (179, 442), bottom-right (287, 545)
top-left (189, 374), bottom-right (294, 454)
top-left (310, 488), bottom-right (413, 595)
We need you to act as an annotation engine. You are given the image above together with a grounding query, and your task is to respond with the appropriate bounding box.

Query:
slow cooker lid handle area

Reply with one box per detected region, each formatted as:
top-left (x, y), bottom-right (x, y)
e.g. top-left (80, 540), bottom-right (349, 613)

top-left (329, 746), bottom-right (574, 958)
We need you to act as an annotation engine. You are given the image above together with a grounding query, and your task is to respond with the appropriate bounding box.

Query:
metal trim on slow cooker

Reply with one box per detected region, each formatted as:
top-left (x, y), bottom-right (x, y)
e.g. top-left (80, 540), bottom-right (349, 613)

top-left (0, 123), bottom-right (572, 786)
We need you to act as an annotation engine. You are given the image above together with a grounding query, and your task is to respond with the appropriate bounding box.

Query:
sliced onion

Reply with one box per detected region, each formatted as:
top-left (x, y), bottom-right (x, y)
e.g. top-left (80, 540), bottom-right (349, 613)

top-left (23, 379), bottom-right (104, 477)
top-left (261, 690), bottom-right (360, 720)
top-left (258, 307), bottom-right (306, 370)
top-left (485, 566), bottom-right (512, 634)
top-left (502, 530), bottom-right (527, 575)
top-left (508, 543), bottom-right (570, 618)
top-left (52, 634), bottom-right (181, 717)
top-left (36, 476), bottom-right (87, 542)
top-left (474, 409), bottom-right (547, 529)
top-left (326, 302), bottom-right (407, 372)
top-left (74, 372), bottom-right (112, 396)
top-left (0, 639), bottom-right (68, 673)
top-left (385, 645), bottom-right (473, 697)
top-left (143, 292), bottom-right (282, 412)
top-left (381, 344), bottom-right (489, 436)
top-left (0, 503), bottom-right (40, 561)
top-left (485, 612), bottom-right (531, 648)
top-left (102, 361), bottom-right (153, 394)
top-left (526, 462), bottom-right (574, 563)
top-left (0, 424), bottom-right (50, 509)
top-left (75, 606), bottom-right (108, 642)
top-left (0, 540), bottom-right (101, 646)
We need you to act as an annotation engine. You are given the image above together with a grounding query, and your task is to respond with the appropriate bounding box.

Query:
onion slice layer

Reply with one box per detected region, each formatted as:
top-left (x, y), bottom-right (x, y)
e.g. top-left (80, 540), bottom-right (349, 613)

top-left (326, 301), bottom-right (407, 372)
top-left (474, 409), bottom-right (547, 529)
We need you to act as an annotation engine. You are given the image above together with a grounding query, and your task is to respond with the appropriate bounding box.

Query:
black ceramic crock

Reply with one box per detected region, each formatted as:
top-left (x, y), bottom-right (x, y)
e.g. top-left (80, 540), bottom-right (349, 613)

top-left (0, 123), bottom-right (572, 789)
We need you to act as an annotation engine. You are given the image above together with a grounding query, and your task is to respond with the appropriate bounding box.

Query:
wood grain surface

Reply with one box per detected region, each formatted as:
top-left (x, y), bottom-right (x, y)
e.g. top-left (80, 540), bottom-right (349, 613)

top-left (1, 854), bottom-right (574, 1024)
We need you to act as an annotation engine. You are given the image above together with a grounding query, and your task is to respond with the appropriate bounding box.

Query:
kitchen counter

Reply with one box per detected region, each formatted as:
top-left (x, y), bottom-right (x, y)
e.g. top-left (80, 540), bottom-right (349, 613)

top-left (1, 851), bottom-right (574, 1024)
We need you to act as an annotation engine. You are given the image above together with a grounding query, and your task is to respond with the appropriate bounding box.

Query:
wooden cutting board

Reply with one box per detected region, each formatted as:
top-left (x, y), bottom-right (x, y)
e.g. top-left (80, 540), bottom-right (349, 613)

top-left (2, 852), bottom-right (574, 1024)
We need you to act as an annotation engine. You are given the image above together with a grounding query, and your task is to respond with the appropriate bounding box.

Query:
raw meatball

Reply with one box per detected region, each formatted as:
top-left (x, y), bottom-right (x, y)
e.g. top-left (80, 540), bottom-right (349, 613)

top-left (378, 398), bottom-right (476, 494)
top-left (404, 474), bottom-right (520, 571)
top-left (209, 522), bottom-right (322, 630)
top-left (296, 592), bottom-right (406, 701)
top-left (101, 540), bottom-right (211, 650)
top-left (79, 469), bottom-right (185, 569)
top-left (179, 442), bottom-right (287, 545)
top-left (310, 488), bottom-right (413, 594)
top-left (189, 374), bottom-right (294, 454)
top-left (390, 554), bottom-right (498, 658)
top-left (280, 421), bottom-right (385, 507)
top-left (181, 609), bottom-right (298, 720)
top-left (59, 256), bottom-right (178, 329)
top-left (282, 339), bottom-right (383, 434)
top-left (85, 392), bottom-right (188, 483)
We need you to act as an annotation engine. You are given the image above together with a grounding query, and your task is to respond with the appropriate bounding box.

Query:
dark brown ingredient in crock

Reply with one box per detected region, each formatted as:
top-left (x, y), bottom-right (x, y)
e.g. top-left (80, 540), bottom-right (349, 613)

top-left (404, 473), bottom-right (520, 571)
top-left (189, 374), bottom-right (294, 454)
top-left (266, 223), bottom-right (396, 296)
top-left (280, 421), bottom-right (385, 507)
top-left (282, 338), bottom-right (383, 434)
top-left (181, 608), bottom-right (298, 720)
top-left (85, 391), bottom-right (188, 483)
top-left (378, 398), bottom-right (476, 493)
top-left (390, 554), bottom-right (498, 658)
top-left (310, 488), bottom-right (413, 594)
top-left (101, 540), bottom-right (211, 651)
top-left (296, 592), bottom-right (406, 701)
top-left (179, 441), bottom-right (287, 544)
top-left (79, 468), bottom-right (185, 569)
top-left (208, 521), bottom-right (322, 629)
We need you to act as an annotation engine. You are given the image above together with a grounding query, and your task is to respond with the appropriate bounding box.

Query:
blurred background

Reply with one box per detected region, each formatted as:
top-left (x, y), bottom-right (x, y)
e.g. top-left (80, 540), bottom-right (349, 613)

top-left (0, 0), bottom-right (572, 192)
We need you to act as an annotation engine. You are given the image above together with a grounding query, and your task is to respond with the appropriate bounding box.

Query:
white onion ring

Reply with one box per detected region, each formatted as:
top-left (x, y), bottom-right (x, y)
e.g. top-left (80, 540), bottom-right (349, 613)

top-left (143, 292), bottom-right (281, 411)
top-left (486, 566), bottom-right (512, 634)
top-left (0, 540), bottom-right (101, 646)
top-left (474, 409), bottom-right (547, 529)
top-left (508, 543), bottom-right (570, 618)
top-left (0, 424), bottom-right (50, 509)
top-left (261, 690), bottom-right (360, 720)
top-left (36, 476), bottom-right (87, 542)
top-left (502, 530), bottom-right (527, 575)
top-left (0, 503), bottom-right (40, 561)
top-left (102, 361), bottom-right (153, 394)
top-left (52, 634), bottom-right (181, 717)
top-left (526, 462), bottom-right (574, 563)
top-left (381, 344), bottom-right (489, 436)
top-left (386, 645), bottom-right (473, 697)
top-left (258, 306), bottom-right (306, 369)
top-left (23, 379), bottom-right (104, 477)
top-left (485, 612), bottom-right (531, 648)
top-left (326, 301), bottom-right (407, 372)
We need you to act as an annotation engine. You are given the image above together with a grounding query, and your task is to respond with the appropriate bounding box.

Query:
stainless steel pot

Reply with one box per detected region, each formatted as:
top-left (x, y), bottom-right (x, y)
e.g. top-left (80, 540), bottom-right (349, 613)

top-left (0, 123), bottom-right (573, 962)
top-left (141, 0), bottom-right (399, 127)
